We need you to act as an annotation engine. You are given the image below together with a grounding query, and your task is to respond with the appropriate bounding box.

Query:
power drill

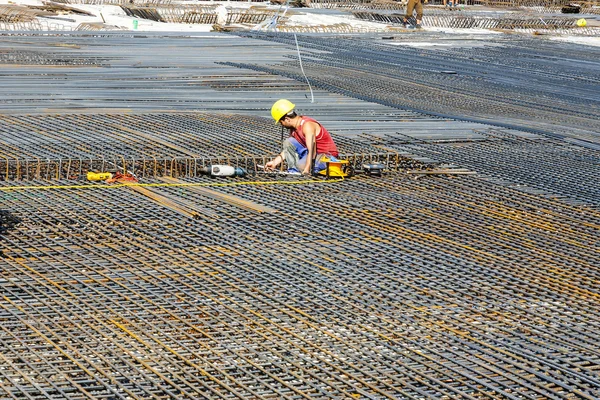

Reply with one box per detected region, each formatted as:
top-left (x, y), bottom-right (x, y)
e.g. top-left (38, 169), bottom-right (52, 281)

top-left (199, 165), bottom-right (247, 177)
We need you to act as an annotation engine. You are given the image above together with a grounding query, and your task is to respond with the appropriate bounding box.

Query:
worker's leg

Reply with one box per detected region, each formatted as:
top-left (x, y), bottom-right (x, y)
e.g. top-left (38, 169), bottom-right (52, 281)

top-left (404, 0), bottom-right (416, 23)
top-left (415, 0), bottom-right (423, 25)
top-left (313, 154), bottom-right (341, 172)
top-left (282, 138), bottom-right (308, 172)
top-left (282, 139), bottom-right (338, 173)
top-left (313, 154), bottom-right (328, 172)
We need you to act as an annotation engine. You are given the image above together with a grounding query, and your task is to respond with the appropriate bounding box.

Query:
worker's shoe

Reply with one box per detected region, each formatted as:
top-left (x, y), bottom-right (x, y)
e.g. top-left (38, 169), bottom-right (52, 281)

top-left (287, 167), bottom-right (302, 175)
top-left (415, 23), bottom-right (423, 29)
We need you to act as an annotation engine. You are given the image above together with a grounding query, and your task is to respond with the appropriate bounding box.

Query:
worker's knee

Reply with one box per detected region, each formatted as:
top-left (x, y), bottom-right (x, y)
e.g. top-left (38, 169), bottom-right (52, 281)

top-left (283, 137), bottom-right (308, 159)
top-left (282, 138), bottom-right (297, 151)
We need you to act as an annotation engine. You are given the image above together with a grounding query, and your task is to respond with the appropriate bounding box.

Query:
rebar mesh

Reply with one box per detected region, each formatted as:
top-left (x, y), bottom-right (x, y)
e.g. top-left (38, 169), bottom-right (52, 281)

top-left (353, 10), bottom-right (589, 30)
top-left (0, 4), bottom-right (40, 22)
top-left (0, 113), bottom-right (421, 181)
top-left (1, 30), bottom-right (600, 400)
top-left (277, 22), bottom-right (385, 32)
top-left (308, 0), bottom-right (406, 9)
top-left (52, 0), bottom-right (173, 5)
top-left (1, 169), bottom-right (599, 398)
top-left (473, 0), bottom-right (600, 13)
top-left (229, 32), bottom-right (600, 144)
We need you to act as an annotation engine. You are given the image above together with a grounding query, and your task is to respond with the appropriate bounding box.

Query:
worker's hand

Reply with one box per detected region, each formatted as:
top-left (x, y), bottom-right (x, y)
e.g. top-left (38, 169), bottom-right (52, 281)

top-left (265, 155), bottom-right (281, 171)
top-left (301, 165), bottom-right (311, 176)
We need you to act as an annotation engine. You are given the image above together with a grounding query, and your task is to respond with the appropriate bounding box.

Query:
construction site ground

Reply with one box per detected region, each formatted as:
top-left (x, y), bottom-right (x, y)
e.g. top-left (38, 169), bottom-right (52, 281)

top-left (1, 23), bottom-right (600, 400)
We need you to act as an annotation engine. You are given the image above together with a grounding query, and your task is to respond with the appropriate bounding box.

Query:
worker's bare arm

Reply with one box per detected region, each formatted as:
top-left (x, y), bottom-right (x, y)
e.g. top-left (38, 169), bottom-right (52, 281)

top-left (302, 122), bottom-right (319, 175)
top-left (265, 152), bottom-right (284, 171)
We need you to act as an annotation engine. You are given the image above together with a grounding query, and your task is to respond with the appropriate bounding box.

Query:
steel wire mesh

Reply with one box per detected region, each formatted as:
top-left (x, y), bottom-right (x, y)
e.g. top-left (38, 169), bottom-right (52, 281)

top-left (1, 172), bottom-right (599, 398)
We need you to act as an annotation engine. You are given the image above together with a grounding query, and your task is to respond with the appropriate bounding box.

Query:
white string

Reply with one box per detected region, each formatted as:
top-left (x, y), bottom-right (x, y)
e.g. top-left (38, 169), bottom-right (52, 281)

top-left (294, 33), bottom-right (314, 104)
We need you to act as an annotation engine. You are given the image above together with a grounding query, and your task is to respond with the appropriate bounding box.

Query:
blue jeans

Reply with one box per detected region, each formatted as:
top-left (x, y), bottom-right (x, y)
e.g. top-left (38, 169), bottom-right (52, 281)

top-left (282, 138), bottom-right (334, 172)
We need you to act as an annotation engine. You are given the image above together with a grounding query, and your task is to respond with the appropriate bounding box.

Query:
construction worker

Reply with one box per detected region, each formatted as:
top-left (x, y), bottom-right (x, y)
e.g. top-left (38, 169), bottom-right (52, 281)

top-left (403, 0), bottom-right (424, 29)
top-left (266, 99), bottom-right (339, 175)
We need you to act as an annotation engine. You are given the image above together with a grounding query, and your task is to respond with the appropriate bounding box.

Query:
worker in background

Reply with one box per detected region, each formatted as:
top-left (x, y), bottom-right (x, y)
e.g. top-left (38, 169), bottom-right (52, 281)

top-left (265, 99), bottom-right (339, 175)
top-left (403, 0), bottom-right (425, 29)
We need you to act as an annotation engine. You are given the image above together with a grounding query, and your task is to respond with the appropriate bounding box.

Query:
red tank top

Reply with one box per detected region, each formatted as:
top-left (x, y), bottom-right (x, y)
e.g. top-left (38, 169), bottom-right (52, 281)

top-left (291, 117), bottom-right (339, 157)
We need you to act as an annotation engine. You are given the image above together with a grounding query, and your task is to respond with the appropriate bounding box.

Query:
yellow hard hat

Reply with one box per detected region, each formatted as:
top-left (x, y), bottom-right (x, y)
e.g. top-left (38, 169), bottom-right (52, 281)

top-left (577, 18), bottom-right (587, 27)
top-left (271, 99), bottom-right (295, 124)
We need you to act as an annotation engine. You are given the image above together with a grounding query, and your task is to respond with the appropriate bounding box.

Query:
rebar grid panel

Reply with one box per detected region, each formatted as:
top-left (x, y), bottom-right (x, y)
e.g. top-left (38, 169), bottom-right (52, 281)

top-left (120, 6), bottom-right (165, 22)
top-left (52, 0), bottom-right (173, 5)
top-left (0, 32), bottom-right (465, 159)
top-left (5, 30), bottom-right (595, 143)
top-left (520, 4), bottom-right (600, 14)
top-left (353, 10), bottom-right (583, 29)
top-left (308, 0), bottom-right (405, 10)
top-left (0, 20), bottom-right (44, 30)
top-left (0, 50), bottom-right (109, 66)
top-left (516, 26), bottom-right (600, 35)
top-left (201, 78), bottom-right (311, 92)
top-left (276, 23), bottom-right (385, 33)
top-left (120, 5), bottom-right (223, 23)
top-left (0, 150), bottom-right (414, 181)
top-left (226, 9), bottom-right (279, 25)
top-left (0, 172), bottom-right (599, 399)
top-left (472, 0), bottom-right (600, 14)
top-left (179, 10), bottom-right (219, 25)
top-left (228, 32), bottom-right (600, 146)
top-left (0, 113), bottom-right (420, 181)
top-left (394, 132), bottom-right (600, 207)
top-left (120, 4), bottom-right (277, 24)
top-left (0, 5), bottom-right (40, 22)
top-left (0, 33), bottom-right (418, 115)
top-left (75, 22), bottom-right (124, 31)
